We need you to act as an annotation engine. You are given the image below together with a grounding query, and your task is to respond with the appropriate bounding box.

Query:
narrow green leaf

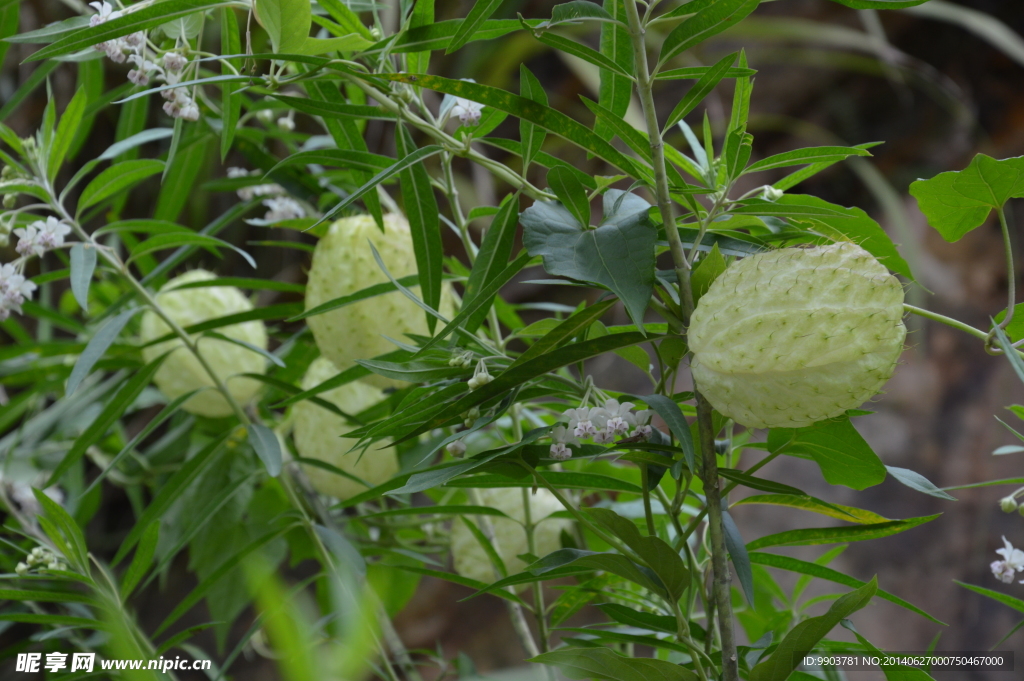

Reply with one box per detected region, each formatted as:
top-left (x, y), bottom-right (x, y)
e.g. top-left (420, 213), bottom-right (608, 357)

top-left (415, 251), bottom-right (532, 356)
top-left (30, 0), bottom-right (229, 61)
top-left (747, 514), bottom-right (940, 550)
top-left (111, 433), bottom-right (230, 565)
top-left (751, 578), bottom-right (878, 681)
top-left (722, 506), bottom-right (754, 604)
top-left (220, 7), bottom-right (242, 160)
top-left (665, 52), bottom-right (737, 130)
top-left (447, 0), bottom-right (504, 54)
top-left (154, 523), bottom-right (293, 636)
top-left (272, 94), bottom-right (397, 121)
top-left (547, 165), bottom-right (591, 228)
top-left (248, 423), bottom-right (282, 477)
top-left (316, 145), bottom-right (443, 227)
top-left (447, 471), bottom-right (642, 494)
top-left (48, 85), bottom-right (88, 181)
top-left (631, 393), bottom-right (696, 473)
top-left (532, 29), bottom-right (632, 79)
top-left (659, 0), bottom-right (762, 66)
top-left (956, 581), bottom-right (1024, 614)
top-left (155, 134), bottom-right (209, 221)
top-left (587, 507), bottom-right (690, 599)
top-left (32, 489), bottom-right (89, 572)
top-left (750, 552), bottom-right (943, 624)
top-left (0, 613), bottom-right (104, 629)
top-left (127, 232), bottom-right (256, 269)
top-left (66, 308), bottom-right (140, 396)
top-left (268, 148), bottom-right (393, 174)
top-left (406, 0), bottom-right (435, 74)
top-left (395, 124), bottom-right (442, 333)
top-left (519, 65), bottom-right (548, 169)
top-left (885, 465), bottom-right (957, 501)
top-left (288, 275), bottom-right (418, 322)
top-left (411, 330), bottom-right (658, 438)
top-left (47, 358), bottom-right (165, 488)
top-left (732, 494), bottom-right (886, 524)
top-left (595, 0), bottom-right (632, 143)
top-left (463, 194), bottom-right (521, 333)
top-left (512, 300), bottom-right (616, 368)
top-left (691, 242), bottom-right (726, 303)
top-left (746, 146), bottom-right (873, 174)
top-left (532, 647), bottom-right (700, 681)
top-left (77, 159), bottom-right (163, 212)
top-left (121, 521), bottom-right (159, 598)
top-left (382, 73), bottom-right (640, 176)
top-left (69, 243), bottom-right (97, 312)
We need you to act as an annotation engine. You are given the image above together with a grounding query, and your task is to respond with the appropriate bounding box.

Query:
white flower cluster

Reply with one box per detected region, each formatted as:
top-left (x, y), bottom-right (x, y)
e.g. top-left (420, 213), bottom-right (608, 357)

top-left (15, 546), bottom-right (66, 576)
top-left (992, 536), bottom-right (1024, 584)
top-left (549, 399), bottom-right (653, 461)
top-left (1, 215), bottom-right (70, 321)
top-left (227, 168), bottom-right (306, 222)
top-left (88, 2), bottom-right (200, 121)
top-left (14, 217), bottom-right (70, 258)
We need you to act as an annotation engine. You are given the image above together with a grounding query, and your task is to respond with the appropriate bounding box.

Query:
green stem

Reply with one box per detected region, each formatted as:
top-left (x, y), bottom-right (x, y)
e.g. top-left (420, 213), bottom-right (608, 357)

top-left (623, 3), bottom-right (738, 678)
top-left (902, 304), bottom-right (987, 341)
top-left (998, 206), bottom-right (1016, 329)
top-left (640, 464), bottom-right (657, 536)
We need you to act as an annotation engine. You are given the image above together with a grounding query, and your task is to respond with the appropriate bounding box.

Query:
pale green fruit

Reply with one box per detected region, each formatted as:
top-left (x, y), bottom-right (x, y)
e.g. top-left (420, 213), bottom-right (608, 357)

top-left (451, 487), bottom-right (572, 589)
top-left (140, 270), bottom-right (267, 417)
top-left (689, 242), bottom-right (906, 429)
top-left (305, 214), bottom-right (455, 389)
top-left (293, 356), bottom-right (398, 500)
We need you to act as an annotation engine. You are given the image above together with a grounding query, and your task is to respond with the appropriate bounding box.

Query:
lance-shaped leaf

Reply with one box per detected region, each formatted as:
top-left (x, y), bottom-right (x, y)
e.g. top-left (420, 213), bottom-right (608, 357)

top-left (747, 514), bottom-right (940, 549)
top-left (750, 578), bottom-right (878, 681)
top-left (380, 73), bottom-right (639, 176)
top-left (596, 0), bottom-right (632, 143)
top-left (587, 508), bottom-right (690, 600)
top-left (909, 154), bottom-right (1024, 242)
top-left (659, 0), bottom-right (761, 66)
top-left (462, 194), bottom-right (521, 333)
top-left (447, 0), bottom-right (504, 54)
top-left (522, 189), bottom-right (656, 328)
top-left (532, 647), bottom-right (700, 681)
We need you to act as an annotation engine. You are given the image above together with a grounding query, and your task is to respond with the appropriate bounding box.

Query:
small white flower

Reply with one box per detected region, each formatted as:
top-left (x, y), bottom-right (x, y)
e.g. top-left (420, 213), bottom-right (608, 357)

top-left (277, 117), bottom-right (296, 132)
top-left (127, 69), bottom-right (149, 86)
top-left (162, 52), bottom-right (187, 73)
top-left (0, 264), bottom-right (35, 320)
top-left (606, 416), bottom-right (630, 435)
top-left (180, 101), bottom-right (200, 122)
top-left (632, 424), bottom-right (653, 441)
top-left (574, 420), bottom-right (597, 439)
top-left (551, 425), bottom-right (579, 446)
top-left (89, 1), bottom-right (121, 26)
top-left (103, 39), bottom-right (128, 63)
top-left (446, 440), bottom-right (467, 456)
top-left (597, 399), bottom-right (636, 427)
top-left (14, 224), bottom-right (44, 257)
top-left (262, 197), bottom-right (304, 222)
top-left (549, 443), bottom-right (572, 461)
top-left (762, 186), bottom-right (785, 202)
top-left (593, 429), bottom-right (616, 444)
top-left (450, 97), bottom-right (483, 126)
top-left (991, 536), bottom-right (1024, 583)
top-left (123, 31), bottom-right (145, 50)
top-left (36, 217), bottom-right (71, 251)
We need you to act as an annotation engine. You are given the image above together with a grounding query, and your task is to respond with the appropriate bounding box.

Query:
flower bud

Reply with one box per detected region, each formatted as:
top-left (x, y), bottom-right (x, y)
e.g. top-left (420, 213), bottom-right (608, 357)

top-left (446, 440), bottom-right (467, 456)
top-left (15, 562), bottom-right (28, 575)
top-left (3, 194), bottom-right (15, 209)
top-left (1001, 496), bottom-right (1018, 513)
top-left (762, 186), bottom-right (784, 202)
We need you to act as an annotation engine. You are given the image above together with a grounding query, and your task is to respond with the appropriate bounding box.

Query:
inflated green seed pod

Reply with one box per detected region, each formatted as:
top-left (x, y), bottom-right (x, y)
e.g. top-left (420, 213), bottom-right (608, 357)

top-left (305, 214), bottom-right (455, 389)
top-left (451, 487), bottom-right (572, 589)
top-left (140, 270), bottom-right (267, 417)
top-left (688, 242), bottom-right (906, 429)
top-left (293, 356), bottom-right (398, 500)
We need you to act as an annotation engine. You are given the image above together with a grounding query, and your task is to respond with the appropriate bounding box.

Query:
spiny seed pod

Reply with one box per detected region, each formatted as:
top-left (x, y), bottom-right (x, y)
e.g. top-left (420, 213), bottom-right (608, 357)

top-left (305, 214), bottom-right (455, 389)
top-left (451, 487), bottom-right (572, 589)
top-left (688, 242), bottom-right (906, 429)
top-left (140, 270), bottom-right (267, 417)
top-left (293, 356), bottom-right (398, 500)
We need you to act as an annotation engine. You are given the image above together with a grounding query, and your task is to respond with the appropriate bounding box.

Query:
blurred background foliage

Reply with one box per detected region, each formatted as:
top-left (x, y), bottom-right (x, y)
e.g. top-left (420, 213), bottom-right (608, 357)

top-left (1, 0), bottom-right (1024, 678)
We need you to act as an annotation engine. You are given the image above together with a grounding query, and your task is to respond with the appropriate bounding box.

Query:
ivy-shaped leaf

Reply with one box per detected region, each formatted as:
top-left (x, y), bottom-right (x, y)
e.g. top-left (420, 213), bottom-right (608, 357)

top-left (909, 154), bottom-right (1024, 242)
top-left (521, 189), bottom-right (656, 328)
